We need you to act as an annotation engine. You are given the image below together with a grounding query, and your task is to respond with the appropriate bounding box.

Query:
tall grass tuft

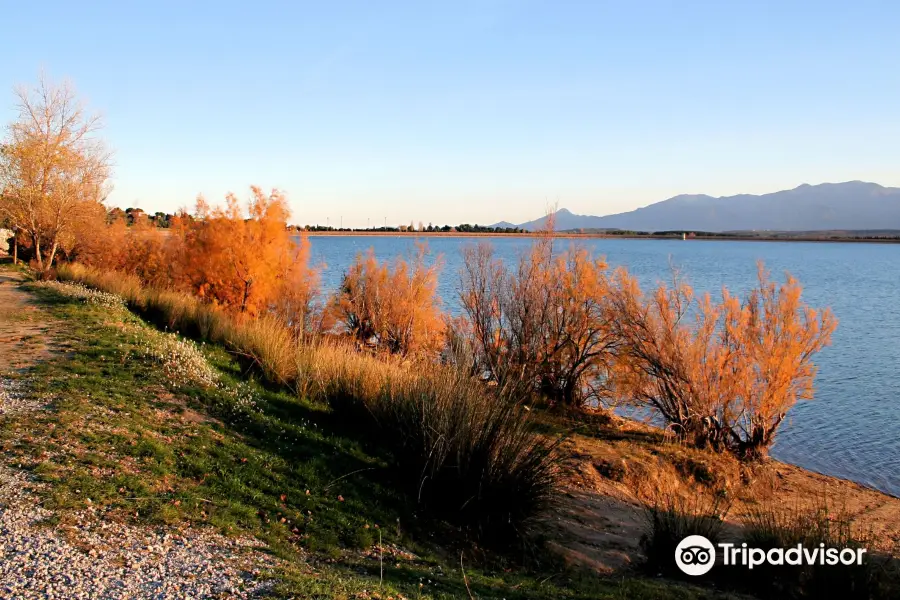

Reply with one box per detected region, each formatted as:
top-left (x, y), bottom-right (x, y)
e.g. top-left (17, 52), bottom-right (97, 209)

top-left (230, 314), bottom-right (299, 385)
top-left (294, 338), bottom-right (395, 403)
top-left (57, 262), bottom-right (143, 307)
top-left (294, 340), bottom-right (562, 546)
top-left (375, 371), bottom-right (561, 546)
top-left (640, 493), bottom-right (730, 577)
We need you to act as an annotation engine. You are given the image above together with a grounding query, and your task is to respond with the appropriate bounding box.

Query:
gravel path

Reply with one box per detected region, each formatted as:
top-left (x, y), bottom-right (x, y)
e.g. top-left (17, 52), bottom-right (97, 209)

top-left (0, 277), bottom-right (277, 599)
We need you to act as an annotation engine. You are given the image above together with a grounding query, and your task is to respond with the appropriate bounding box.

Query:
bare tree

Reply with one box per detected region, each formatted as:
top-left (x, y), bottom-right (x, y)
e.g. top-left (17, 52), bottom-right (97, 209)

top-left (0, 75), bottom-right (111, 272)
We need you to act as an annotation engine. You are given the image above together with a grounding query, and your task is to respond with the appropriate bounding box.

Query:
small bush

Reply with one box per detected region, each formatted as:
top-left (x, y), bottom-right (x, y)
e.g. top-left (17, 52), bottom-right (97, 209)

top-left (372, 370), bottom-right (561, 546)
top-left (329, 244), bottom-right (444, 357)
top-left (609, 263), bottom-right (836, 460)
top-left (640, 493), bottom-right (729, 577)
top-left (143, 288), bottom-right (198, 332)
top-left (459, 240), bottom-right (621, 408)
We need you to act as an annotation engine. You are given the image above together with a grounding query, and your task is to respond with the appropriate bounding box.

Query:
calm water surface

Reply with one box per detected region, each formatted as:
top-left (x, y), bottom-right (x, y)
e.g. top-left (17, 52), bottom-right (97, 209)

top-left (303, 235), bottom-right (900, 497)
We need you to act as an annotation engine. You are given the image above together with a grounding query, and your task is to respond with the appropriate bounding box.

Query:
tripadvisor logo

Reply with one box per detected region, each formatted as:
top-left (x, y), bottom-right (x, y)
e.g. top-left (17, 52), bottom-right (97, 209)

top-left (675, 535), bottom-right (717, 575)
top-left (675, 535), bottom-right (867, 576)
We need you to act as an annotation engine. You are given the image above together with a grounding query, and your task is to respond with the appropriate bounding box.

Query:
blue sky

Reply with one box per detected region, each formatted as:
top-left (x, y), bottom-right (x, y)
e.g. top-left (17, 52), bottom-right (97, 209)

top-left (2, 0), bottom-right (899, 227)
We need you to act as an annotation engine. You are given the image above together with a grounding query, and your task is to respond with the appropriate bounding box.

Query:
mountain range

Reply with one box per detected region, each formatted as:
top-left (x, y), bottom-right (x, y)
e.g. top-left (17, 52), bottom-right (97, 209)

top-left (500, 182), bottom-right (900, 232)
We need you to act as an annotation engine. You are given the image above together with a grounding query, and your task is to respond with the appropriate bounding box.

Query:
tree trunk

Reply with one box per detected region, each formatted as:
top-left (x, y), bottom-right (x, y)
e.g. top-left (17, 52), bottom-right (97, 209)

top-left (32, 233), bottom-right (43, 272)
top-left (46, 238), bottom-right (59, 271)
top-left (240, 279), bottom-right (251, 313)
top-left (12, 230), bottom-right (17, 265)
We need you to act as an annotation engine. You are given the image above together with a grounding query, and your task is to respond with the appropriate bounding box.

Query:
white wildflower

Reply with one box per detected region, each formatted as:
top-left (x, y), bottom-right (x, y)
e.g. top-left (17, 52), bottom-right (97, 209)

top-left (35, 281), bottom-right (124, 309)
top-left (138, 331), bottom-right (218, 388)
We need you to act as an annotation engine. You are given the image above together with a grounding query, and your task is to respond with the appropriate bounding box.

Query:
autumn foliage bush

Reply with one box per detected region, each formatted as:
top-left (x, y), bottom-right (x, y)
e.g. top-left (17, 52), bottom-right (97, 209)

top-left (330, 243), bottom-right (444, 357)
top-left (69, 187), bottom-right (322, 339)
top-left (458, 238), bottom-right (622, 408)
top-left (171, 190), bottom-right (307, 316)
top-left (457, 235), bottom-right (836, 459)
top-left (609, 263), bottom-right (837, 460)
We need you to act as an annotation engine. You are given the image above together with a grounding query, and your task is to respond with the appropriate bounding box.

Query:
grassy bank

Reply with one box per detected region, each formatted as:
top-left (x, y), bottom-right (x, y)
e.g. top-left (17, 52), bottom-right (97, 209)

top-left (54, 263), bottom-right (561, 548)
top-left (0, 264), bottom-right (731, 599)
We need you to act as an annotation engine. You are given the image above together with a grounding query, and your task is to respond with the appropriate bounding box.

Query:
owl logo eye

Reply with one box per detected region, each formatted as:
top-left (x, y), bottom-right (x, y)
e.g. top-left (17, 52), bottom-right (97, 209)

top-left (675, 536), bottom-right (716, 575)
top-left (679, 546), bottom-right (712, 565)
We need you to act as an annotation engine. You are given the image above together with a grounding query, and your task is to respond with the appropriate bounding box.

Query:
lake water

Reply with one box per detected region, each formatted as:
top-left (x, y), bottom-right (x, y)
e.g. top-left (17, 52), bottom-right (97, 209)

top-left (303, 235), bottom-right (900, 498)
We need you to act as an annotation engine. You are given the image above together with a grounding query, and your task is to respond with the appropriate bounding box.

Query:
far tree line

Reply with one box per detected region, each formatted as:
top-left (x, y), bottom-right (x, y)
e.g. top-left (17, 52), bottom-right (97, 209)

top-left (297, 223), bottom-right (525, 233)
top-left (103, 212), bottom-right (527, 235)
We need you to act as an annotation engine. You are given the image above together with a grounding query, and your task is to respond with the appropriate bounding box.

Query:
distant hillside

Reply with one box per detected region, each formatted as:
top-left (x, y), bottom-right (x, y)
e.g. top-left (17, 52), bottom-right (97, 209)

top-left (511, 182), bottom-right (900, 232)
top-left (489, 220), bottom-right (519, 230)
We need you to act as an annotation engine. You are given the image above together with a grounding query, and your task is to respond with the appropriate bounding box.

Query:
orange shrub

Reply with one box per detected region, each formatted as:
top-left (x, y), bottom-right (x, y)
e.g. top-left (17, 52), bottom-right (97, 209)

top-left (68, 211), bottom-right (127, 269)
top-left (121, 215), bottom-right (173, 288)
top-left (609, 262), bottom-right (837, 459)
top-left (174, 188), bottom-right (294, 315)
top-left (69, 187), bottom-right (322, 341)
top-left (330, 243), bottom-right (444, 357)
top-left (459, 238), bottom-right (622, 408)
top-left (272, 233), bottom-right (324, 339)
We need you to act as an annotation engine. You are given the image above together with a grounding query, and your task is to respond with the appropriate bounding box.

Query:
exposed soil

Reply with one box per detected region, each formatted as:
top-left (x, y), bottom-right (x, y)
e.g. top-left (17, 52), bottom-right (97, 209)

top-left (544, 413), bottom-right (900, 574)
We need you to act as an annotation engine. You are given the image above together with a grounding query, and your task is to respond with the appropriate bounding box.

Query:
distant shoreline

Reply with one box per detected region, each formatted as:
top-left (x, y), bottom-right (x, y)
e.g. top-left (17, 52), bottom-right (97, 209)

top-left (297, 231), bottom-right (900, 244)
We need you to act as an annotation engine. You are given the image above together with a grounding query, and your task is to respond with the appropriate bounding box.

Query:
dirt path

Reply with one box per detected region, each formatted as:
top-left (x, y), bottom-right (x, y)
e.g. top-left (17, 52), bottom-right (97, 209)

top-left (0, 272), bottom-right (54, 373)
top-left (0, 272), bottom-right (56, 416)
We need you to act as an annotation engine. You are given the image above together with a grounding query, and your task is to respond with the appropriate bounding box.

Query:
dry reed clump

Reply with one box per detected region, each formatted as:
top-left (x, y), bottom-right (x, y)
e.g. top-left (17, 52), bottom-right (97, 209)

top-left (229, 315), bottom-right (299, 386)
top-left (293, 341), bottom-right (562, 546)
top-left (143, 289), bottom-right (200, 333)
top-left (740, 497), bottom-right (867, 550)
top-left (145, 289), bottom-right (234, 345)
top-left (35, 280), bottom-right (125, 309)
top-left (374, 371), bottom-right (562, 546)
top-left (58, 263), bottom-right (234, 345)
top-left (293, 338), bottom-right (406, 405)
top-left (640, 492), bottom-right (731, 577)
top-left (57, 262), bottom-right (143, 307)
